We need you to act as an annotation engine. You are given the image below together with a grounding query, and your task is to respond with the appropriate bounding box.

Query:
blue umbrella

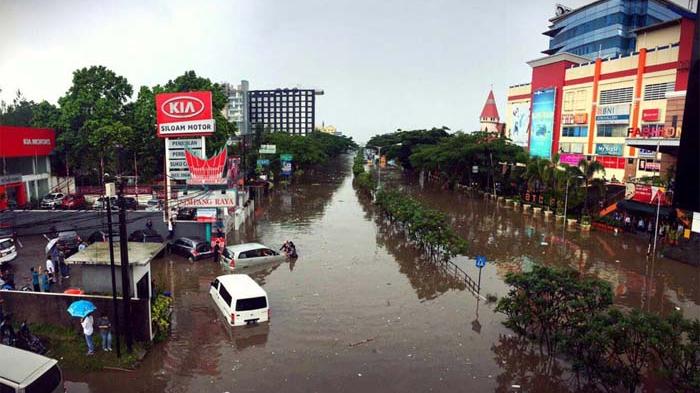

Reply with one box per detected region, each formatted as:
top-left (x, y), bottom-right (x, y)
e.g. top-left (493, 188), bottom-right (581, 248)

top-left (67, 300), bottom-right (96, 318)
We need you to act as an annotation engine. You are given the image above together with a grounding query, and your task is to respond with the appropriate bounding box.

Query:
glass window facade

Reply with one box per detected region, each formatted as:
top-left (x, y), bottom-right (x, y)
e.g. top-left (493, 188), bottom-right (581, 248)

top-left (562, 126), bottom-right (588, 137)
top-left (545, 0), bottom-right (686, 59)
top-left (248, 89), bottom-right (316, 135)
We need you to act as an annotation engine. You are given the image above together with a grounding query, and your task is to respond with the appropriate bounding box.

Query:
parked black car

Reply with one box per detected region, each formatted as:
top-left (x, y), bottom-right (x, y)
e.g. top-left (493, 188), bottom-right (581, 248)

top-left (169, 237), bottom-right (212, 262)
top-left (176, 208), bottom-right (196, 220)
top-left (56, 231), bottom-right (81, 256)
top-left (127, 229), bottom-right (164, 243)
top-left (95, 196), bottom-right (139, 210)
top-left (86, 230), bottom-right (120, 244)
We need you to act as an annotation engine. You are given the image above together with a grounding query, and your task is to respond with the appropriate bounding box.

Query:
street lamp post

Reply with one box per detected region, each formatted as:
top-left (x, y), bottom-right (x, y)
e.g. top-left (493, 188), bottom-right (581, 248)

top-left (367, 143), bottom-right (401, 191)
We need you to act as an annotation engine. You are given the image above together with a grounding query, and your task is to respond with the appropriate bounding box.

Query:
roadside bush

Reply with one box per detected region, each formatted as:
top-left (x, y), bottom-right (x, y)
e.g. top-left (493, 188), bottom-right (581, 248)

top-left (151, 294), bottom-right (173, 342)
top-left (374, 189), bottom-right (467, 261)
top-left (496, 265), bottom-right (700, 392)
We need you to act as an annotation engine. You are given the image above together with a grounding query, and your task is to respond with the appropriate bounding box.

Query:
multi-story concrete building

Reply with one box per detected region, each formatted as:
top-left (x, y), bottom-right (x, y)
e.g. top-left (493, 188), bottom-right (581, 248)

top-left (544, 0), bottom-right (693, 59)
top-left (248, 88), bottom-right (323, 135)
top-left (221, 80), bottom-right (250, 135)
top-left (506, 14), bottom-right (696, 182)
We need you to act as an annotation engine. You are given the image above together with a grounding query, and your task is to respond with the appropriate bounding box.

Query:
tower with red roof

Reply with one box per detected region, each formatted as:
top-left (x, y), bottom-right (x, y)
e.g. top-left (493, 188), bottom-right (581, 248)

top-left (479, 89), bottom-right (502, 134)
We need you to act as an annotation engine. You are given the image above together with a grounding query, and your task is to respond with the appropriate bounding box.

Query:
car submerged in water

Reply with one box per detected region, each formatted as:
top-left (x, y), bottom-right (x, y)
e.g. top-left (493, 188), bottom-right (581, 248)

top-left (220, 243), bottom-right (285, 269)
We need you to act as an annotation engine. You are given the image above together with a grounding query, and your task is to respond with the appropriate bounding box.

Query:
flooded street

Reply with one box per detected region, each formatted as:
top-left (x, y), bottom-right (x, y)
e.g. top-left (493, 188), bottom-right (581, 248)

top-left (65, 155), bottom-right (699, 393)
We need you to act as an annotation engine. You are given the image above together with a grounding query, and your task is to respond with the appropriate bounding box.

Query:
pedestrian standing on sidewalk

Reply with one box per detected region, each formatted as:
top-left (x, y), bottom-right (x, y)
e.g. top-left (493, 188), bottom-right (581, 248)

top-left (40, 270), bottom-right (50, 292)
top-left (58, 251), bottom-right (70, 279)
top-left (97, 314), bottom-right (112, 351)
top-left (45, 257), bottom-right (55, 284)
top-left (168, 217), bottom-right (175, 239)
top-left (31, 268), bottom-right (40, 292)
top-left (81, 313), bottom-right (95, 356)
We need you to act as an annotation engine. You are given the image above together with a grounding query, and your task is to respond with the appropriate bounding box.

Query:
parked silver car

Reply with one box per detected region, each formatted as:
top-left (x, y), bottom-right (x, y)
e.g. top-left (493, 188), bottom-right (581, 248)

top-left (40, 193), bottom-right (65, 209)
top-left (221, 243), bottom-right (285, 269)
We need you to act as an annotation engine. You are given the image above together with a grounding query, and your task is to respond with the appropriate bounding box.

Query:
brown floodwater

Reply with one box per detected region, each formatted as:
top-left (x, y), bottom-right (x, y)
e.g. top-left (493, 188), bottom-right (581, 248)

top-left (64, 155), bottom-right (699, 393)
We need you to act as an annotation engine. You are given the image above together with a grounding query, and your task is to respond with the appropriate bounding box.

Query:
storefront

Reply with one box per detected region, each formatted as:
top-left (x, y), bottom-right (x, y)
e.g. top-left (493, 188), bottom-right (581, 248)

top-left (0, 125), bottom-right (55, 209)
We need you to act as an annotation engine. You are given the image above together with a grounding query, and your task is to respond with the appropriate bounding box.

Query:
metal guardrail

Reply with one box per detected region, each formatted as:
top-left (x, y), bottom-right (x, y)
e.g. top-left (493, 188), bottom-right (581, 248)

top-left (437, 258), bottom-right (482, 299)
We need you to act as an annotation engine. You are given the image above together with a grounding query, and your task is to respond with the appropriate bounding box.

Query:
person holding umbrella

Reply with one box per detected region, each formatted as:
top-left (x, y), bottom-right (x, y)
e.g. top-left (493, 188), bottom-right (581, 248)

top-left (67, 300), bottom-right (97, 356)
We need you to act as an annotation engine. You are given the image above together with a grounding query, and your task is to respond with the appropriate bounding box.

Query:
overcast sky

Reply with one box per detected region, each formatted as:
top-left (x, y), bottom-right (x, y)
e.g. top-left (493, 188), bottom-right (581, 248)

top-left (0, 0), bottom-right (691, 142)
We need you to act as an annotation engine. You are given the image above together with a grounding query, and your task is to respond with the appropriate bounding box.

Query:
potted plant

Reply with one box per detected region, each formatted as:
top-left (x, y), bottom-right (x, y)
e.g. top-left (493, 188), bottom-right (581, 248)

top-left (580, 214), bottom-right (592, 231)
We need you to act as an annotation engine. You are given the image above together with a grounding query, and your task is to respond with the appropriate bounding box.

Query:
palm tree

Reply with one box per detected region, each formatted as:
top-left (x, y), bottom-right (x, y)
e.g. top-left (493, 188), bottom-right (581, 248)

top-left (575, 159), bottom-right (606, 215)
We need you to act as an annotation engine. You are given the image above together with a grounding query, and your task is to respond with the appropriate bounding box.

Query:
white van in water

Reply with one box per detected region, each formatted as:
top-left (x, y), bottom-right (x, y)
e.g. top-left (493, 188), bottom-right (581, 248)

top-left (0, 345), bottom-right (64, 393)
top-left (209, 274), bottom-right (270, 327)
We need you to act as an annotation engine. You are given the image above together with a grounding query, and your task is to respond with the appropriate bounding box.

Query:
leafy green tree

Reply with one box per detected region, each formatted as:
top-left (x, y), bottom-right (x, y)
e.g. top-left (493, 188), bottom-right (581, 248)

top-left (57, 66), bottom-right (133, 180)
top-left (367, 127), bottom-right (450, 169)
top-left (572, 159), bottom-right (606, 214)
top-left (0, 90), bottom-right (36, 126)
top-left (163, 70), bottom-right (235, 152)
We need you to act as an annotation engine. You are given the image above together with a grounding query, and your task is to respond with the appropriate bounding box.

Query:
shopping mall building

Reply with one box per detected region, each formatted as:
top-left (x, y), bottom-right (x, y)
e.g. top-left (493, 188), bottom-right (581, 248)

top-left (505, 0), bottom-right (696, 182)
top-left (0, 125), bottom-right (56, 209)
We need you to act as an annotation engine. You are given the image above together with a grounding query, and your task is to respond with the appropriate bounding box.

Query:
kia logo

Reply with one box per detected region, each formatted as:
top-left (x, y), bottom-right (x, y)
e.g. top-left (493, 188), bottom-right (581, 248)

top-left (161, 96), bottom-right (205, 119)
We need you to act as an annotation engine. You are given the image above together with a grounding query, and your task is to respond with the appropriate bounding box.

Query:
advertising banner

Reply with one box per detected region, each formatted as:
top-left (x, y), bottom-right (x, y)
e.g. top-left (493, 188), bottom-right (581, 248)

top-left (559, 153), bottom-right (584, 166)
top-left (596, 104), bottom-right (630, 125)
top-left (166, 138), bottom-right (203, 180)
top-left (529, 88), bottom-right (556, 158)
top-left (638, 160), bottom-right (660, 172)
top-left (642, 108), bottom-right (660, 122)
top-left (638, 148), bottom-right (657, 159)
top-left (156, 91), bottom-right (214, 137)
top-left (626, 184), bottom-right (669, 205)
top-left (226, 157), bottom-right (240, 188)
top-left (281, 161), bottom-right (292, 176)
top-left (595, 143), bottom-right (624, 156)
top-left (509, 102), bottom-right (530, 148)
top-left (177, 190), bottom-right (237, 208)
top-left (0, 126), bottom-right (55, 158)
top-left (186, 148), bottom-right (227, 185)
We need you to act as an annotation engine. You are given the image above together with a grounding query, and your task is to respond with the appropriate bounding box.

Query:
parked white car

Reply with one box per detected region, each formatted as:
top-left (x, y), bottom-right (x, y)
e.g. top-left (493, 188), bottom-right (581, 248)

top-left (40, 193), bottom-right (65, 209)
top-left (221, 243), bottom-right (285, 269)
top-left (209, 274), bottom-right (270, 327)
top-left (0, 345), bottom-right (64, 393)
top-left (0, 237), bottom-right (17, 264)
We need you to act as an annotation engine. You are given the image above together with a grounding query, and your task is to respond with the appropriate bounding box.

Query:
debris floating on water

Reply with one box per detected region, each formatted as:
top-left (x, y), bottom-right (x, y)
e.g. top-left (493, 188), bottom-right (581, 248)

top-left (349, 337), bottom-right (376, 347)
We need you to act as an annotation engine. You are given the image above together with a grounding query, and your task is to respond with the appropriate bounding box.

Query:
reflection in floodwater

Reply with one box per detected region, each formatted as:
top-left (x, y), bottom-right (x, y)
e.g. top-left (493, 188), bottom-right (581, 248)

top-left (356, 190), bottom-right (467, 300)
top-left (383, 169), bottom-right (699, 319)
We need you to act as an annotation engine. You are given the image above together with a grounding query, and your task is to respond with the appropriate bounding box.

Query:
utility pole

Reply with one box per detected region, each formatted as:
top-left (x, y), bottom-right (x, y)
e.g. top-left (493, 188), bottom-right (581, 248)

top-left (114, 143), bottom-right (134, 354)
top-left (105, 182), bottom-right (122, 358)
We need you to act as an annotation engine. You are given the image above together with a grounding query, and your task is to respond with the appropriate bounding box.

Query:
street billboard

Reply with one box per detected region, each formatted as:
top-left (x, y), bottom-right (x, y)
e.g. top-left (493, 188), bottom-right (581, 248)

top-left (176, 190), bottom-right (237, 208)
top-left (166, 138), bottom-right (203, 180)
top-left (155, 91), bottom-right (214, 137)
top-left (185, 147), bottom-right (227, 185)
top-left (509, 102), bottom-right (530, 147)
top-left (529, 88), bottom-right (556, 158)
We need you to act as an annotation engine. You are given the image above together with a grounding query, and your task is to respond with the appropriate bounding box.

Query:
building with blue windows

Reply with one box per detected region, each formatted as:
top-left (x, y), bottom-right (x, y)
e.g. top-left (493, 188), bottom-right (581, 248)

top-left (543, 0), bottom-right (694, 59)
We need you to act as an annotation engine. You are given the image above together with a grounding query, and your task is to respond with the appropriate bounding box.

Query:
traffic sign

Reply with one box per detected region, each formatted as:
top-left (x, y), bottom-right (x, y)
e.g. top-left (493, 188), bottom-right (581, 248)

top-left (475, 255), bottom-right (487, 268)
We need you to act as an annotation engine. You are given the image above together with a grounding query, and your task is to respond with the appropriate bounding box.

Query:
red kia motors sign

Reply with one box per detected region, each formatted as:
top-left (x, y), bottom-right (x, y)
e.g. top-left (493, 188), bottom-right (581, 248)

top-left (0, 126), bottom-right (55, 158)
top-left (641, 108), bottom-right (660, 122)
top-left (155, 91), bottom-right (214, 137)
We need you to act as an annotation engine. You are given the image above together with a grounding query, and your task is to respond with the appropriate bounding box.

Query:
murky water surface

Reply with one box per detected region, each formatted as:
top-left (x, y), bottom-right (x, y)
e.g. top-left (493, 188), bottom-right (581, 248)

top-left (65, 156), bottom-right (699, 392)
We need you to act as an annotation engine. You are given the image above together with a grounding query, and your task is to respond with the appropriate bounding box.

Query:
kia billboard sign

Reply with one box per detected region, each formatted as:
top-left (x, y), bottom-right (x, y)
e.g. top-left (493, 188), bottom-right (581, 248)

top-left (155, 91), bottom-right (215, 137)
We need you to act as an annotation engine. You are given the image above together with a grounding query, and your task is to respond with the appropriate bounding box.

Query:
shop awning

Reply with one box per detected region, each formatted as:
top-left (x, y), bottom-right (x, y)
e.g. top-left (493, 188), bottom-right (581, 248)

top-left (617, 199), bottom-right (674, 217)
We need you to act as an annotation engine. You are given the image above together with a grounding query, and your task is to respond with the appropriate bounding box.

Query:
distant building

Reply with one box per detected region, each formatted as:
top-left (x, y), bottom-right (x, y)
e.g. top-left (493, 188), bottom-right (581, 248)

top-left (0, 126), bottom-right (56, 209)
top-left (506, 15), bottom-right (697, 181)
top-left (479, 90), bottom-right (504, 134)
top-left (544, 0), bottom-right (694, 60)
top-left (221, 80), bottom-right (250, 135)
top-left (316, 123), bottom-right (337, 134)
top-left (248, 88), bottom-right (324, 135)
